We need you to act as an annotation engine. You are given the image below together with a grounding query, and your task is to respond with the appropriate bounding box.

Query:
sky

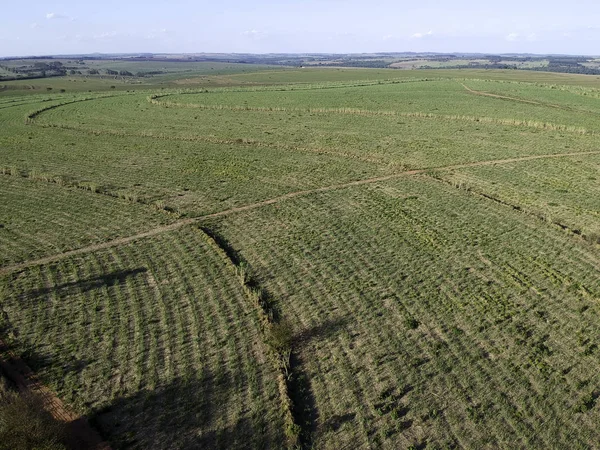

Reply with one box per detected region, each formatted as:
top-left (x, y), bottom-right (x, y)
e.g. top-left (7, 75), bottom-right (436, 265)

top-left (2, 0), bottom-right (600, 57)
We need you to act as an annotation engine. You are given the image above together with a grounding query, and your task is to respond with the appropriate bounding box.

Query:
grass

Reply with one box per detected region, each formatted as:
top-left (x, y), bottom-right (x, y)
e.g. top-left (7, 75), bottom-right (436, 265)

top-left (437, 155), bottom-right (600, 240)
top-left (0, 227), bottom-right (286, 449)
top-left (160, 79), bottom-right (600, 132)
top-left (2, 65), bottom-right (600, 448)
top-left (0, 175), bottom-right (173, 266)
top-left (206, 175), bottom-right (600, 448)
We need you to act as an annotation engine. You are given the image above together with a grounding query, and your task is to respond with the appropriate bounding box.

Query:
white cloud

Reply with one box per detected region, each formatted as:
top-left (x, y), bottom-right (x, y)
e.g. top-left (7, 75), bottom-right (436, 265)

top-left (146, 28), bottom-right (170, 40)
top-left (30, 22), bottom-right (39, 29)
top-left (505, 32), bottom-right (537, 42)
top-left (411, 30), bottom-right (433, 39)
top-left (46, 12), bottom-right (75, 21)
top-left (93, 31), bottom-right (118, 40)
top-left (243, 29), bottom-right (267, 40)
top-left (46, 12), bottom-right (68, 20)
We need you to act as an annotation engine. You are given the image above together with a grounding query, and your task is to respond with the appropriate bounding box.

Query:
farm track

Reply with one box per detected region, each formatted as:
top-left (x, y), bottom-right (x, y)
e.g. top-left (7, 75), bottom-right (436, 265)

top-left (461, 83), bottom-right (556, 106)
top-left (460, 83), bottom-right (599, 114)
top-left (0, 339), bottom-right (111, 450)
top-left (2, 149), bottom-right (600, 276)
top-left (0, 219), bottom-right (196, 275)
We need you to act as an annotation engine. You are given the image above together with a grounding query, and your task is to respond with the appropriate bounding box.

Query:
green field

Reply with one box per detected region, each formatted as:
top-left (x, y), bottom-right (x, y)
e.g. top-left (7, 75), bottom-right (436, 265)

top-left (390, 59), bottom-right (549, 70)
top-left (0, 60), bottom-right (284, 96)
top-left (1, 65), bottom-right (600, 449)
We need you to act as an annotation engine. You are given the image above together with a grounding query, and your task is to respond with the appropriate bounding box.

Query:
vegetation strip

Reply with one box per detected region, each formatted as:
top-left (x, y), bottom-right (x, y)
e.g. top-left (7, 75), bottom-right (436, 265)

top-left (425, 171), bottom-right (600, 246)
top-left (147, 96), bottom-right (592, 135)
top-left (2, 149), bottom-right (600, 276)
top-left (25, 93), bottom-right (126, 124)
top-left (196, 227), bottom-right (302, 448)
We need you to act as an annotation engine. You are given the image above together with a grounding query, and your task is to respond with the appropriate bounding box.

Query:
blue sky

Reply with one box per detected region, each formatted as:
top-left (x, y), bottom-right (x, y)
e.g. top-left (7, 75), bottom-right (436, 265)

top-left (2, 0), bottom-right (600, 57)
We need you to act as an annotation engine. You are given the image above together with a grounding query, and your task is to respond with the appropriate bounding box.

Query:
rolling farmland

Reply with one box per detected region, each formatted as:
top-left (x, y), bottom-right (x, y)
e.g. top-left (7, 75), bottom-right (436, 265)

top-left (1, 65), bottom-right (600, 449)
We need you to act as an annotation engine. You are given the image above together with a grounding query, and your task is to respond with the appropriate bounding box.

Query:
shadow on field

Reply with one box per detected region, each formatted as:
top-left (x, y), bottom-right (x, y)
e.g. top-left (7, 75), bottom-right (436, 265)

top-left (90, 368), bottom-right (278, 450)
top-left (294, 317), bottom-right (348, 346)
top-left (23, 347), bottom-right (91, 377)
top-left (20, 267), bottom-right (148, 300)
top-left (291, 317), bottom-right (349, 447)
top-left (199, 226), bottom-right (241, 265)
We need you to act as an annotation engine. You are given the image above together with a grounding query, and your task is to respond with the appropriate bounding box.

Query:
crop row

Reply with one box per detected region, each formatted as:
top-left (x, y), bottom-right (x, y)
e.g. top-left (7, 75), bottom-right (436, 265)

top-left (208, 175), bottom-right (600, 448)
top-left (0, 175), bottom-right (172, 266)
top-left (31, 93), bottom-right (600, 170)
top-left (159, 79), bottom-right (600, 133)
top-left (0, 227), bottom-right (286, 449)
top-left (150, 96), bottom-right (592, 135)
top-left (430, 155), bottom-right (600, 243)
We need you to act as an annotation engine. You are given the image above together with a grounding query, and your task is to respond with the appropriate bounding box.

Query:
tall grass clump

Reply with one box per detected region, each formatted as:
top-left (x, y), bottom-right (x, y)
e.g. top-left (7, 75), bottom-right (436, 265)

top-left (0, 389), bottom-right (68, 450)
top-left (197, 227), bottom-right (301, 449)
top-left (77, 181), bottom-right (101, 194)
